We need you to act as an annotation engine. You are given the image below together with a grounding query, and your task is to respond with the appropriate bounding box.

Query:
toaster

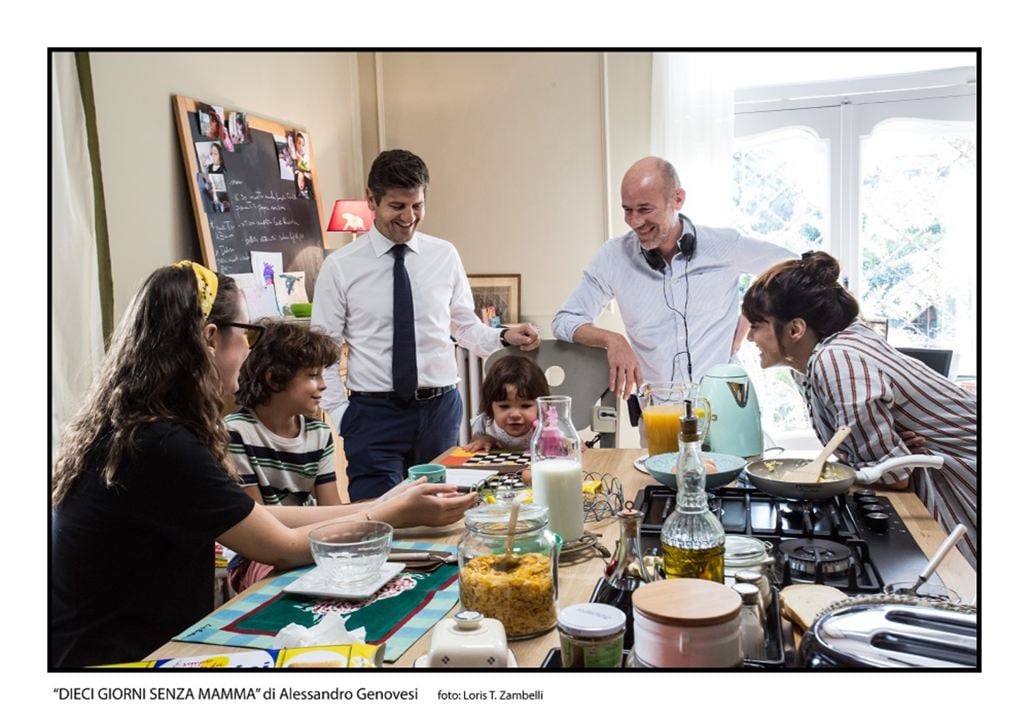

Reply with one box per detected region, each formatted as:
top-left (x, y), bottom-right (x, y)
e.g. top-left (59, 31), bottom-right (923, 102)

top-left (801, 596), bottom-right (977, 668)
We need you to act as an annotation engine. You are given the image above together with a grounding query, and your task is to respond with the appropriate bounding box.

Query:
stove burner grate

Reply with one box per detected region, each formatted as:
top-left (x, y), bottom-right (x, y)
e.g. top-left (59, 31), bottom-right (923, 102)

top-left (780, 538), bottom-right (852, 578)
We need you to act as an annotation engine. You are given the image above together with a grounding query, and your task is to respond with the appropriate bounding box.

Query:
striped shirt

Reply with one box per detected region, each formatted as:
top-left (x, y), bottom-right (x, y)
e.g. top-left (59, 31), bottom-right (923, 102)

top-left (225, 408), bottom-right (336, 506)
top-left (552, 217), bottom-right (794, 383)
top-left (798, 321), bottom-right (978, 568)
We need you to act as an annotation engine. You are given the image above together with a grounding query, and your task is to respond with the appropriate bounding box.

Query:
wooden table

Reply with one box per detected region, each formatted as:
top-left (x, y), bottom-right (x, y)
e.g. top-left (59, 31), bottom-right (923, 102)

top-left (148, 449), bottom-right (975, 668)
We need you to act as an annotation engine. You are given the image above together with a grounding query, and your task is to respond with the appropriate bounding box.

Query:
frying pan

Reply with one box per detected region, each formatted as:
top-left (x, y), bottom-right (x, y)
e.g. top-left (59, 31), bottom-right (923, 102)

top-left (745, 454), bottom-right (945, 501)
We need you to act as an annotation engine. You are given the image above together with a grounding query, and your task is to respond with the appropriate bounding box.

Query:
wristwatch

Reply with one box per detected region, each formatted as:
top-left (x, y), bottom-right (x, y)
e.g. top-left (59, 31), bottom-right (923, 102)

top-left (499, 328), bottom-right (511, 347)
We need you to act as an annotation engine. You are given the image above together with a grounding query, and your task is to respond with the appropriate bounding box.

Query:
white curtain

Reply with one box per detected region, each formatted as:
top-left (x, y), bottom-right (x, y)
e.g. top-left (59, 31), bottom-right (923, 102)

top-left (651, 53), bottom-right (735, 226)
top-left (51, 53), bottom-right (104, 460)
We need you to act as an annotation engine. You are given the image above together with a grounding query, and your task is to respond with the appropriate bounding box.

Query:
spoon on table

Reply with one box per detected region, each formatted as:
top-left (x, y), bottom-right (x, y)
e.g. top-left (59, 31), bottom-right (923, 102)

top-left (781, 426), bottom-right (851, 484)
top-left (906, 524), bottom-right (967, 597)
top-left (494, 500), bottom-right (521, 572)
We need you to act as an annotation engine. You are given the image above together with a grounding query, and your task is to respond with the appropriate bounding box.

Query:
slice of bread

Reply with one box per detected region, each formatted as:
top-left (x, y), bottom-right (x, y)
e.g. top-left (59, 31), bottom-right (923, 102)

top-left (780, 584), bottom-right (848, 631)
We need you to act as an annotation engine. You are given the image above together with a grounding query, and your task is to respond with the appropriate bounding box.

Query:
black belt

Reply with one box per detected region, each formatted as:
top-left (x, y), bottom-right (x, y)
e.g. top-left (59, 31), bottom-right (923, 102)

top-left (350, 385), bottom-right (456, 402)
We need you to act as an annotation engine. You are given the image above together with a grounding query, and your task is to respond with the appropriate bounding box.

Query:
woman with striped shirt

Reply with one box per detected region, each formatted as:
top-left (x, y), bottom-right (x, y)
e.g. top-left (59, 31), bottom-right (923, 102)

top-left (742, 251), bottom-right (978, 569)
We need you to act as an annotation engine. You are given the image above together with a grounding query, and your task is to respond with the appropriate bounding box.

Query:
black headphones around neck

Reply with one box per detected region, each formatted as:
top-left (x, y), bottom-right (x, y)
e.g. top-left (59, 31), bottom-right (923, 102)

top-left (641, 215), bottom-right (697, 271)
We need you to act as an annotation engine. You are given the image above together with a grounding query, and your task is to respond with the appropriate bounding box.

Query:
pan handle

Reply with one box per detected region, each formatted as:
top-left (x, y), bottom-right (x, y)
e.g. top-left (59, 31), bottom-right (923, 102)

top-left (854, 455), bottom-right (945, 484)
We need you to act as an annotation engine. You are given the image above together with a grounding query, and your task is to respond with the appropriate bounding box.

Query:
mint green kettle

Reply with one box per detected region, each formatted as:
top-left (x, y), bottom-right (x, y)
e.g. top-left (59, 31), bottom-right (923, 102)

top-left (698, 364), bottom-right (763, 457)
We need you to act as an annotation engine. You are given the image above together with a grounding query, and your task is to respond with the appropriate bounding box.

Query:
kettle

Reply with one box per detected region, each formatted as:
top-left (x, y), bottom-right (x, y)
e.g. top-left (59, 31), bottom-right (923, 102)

top-left (698, 364), bottom-right (763, 457)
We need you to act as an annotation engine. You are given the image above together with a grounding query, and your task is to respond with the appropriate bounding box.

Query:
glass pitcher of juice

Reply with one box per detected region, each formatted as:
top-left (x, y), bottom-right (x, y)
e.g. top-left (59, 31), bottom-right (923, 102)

top-left (639, 382), bottom-right (711, 456)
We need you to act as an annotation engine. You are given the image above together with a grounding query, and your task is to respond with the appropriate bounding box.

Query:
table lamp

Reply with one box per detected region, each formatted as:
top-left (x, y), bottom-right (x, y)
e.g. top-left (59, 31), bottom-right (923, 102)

top-left (327, 199), bottom-right (375, 241)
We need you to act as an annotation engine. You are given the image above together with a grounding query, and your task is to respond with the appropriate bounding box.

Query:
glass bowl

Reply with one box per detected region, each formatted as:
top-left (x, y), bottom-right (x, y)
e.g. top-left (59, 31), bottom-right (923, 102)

top-left (308, 520), bottom-right (393, 586)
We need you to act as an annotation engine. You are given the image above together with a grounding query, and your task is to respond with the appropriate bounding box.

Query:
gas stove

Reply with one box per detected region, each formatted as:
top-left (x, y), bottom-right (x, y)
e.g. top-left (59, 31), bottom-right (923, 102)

top-left (633, 482), bottom-right (937, 595)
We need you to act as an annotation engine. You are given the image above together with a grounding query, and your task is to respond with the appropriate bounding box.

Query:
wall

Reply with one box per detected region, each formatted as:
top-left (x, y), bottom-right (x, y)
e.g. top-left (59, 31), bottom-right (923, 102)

top-left (377, 52), bottom-right (607, 334)
top-left (88, 51), bottom-right (366, 317)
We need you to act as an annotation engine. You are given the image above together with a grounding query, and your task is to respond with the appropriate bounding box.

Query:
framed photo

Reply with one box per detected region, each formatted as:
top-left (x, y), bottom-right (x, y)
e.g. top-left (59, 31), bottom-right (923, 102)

top-left (467, 274), bottom-right (521, 328)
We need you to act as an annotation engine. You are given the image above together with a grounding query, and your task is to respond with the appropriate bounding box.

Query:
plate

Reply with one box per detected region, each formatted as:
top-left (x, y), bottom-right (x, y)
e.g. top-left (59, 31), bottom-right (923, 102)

top-left (633, 454), bottom-right (650, 474)
top-left (643, 451), bottom-right (747, 490)
top-left (413, 650), bottom-right (518, 668)
top-left (283, 561), bottom-right (404, 600)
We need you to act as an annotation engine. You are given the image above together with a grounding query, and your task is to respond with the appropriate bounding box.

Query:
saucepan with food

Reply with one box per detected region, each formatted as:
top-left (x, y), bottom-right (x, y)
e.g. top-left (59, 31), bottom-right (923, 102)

top-left (744, 454), bottom-right (945, 501)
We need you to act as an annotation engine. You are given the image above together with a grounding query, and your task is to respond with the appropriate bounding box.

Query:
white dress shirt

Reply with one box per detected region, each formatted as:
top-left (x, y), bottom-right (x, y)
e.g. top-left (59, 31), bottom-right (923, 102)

top-left (552, 219), bottom-right (795, 384)
top-left (311, 225), bottom-right (503, 429)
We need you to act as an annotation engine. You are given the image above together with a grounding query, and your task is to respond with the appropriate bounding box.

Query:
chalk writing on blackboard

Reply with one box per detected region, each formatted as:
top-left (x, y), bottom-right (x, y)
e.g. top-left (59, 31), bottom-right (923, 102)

top-left (174, 96), bottom-right (328, 297)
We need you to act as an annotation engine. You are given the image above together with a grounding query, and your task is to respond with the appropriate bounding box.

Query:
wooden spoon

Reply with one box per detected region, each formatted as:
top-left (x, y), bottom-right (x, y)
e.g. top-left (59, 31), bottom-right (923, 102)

top-left (781, 426), bottom-right (851, 484)
top-left (494, 500), bottom-right (521, 572)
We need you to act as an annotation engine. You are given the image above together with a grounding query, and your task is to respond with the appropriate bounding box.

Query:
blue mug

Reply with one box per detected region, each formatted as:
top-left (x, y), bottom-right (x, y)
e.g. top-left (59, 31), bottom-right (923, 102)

top-left (408, 463), bottom-right (447, 483)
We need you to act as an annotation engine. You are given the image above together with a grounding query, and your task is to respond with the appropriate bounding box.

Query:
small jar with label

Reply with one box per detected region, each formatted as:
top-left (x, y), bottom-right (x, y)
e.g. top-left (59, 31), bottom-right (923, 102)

top-left (557, 603), bottom-right (626, 668)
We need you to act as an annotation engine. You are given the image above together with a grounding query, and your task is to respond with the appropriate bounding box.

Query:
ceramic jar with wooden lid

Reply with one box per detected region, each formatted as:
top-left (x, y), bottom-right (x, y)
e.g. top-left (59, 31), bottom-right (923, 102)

top-left (631, 578), bottom-right (743, 667)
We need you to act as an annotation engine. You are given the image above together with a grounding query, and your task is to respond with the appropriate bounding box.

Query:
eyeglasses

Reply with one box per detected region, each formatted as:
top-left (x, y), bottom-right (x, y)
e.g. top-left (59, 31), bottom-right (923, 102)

top-left (221, 322), bottom-right (265, 349)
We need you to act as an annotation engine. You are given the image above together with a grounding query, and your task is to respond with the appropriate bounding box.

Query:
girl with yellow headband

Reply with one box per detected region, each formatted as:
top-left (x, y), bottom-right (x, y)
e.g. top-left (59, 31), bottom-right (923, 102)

top-left (50, 261), bottom-right (476, 668)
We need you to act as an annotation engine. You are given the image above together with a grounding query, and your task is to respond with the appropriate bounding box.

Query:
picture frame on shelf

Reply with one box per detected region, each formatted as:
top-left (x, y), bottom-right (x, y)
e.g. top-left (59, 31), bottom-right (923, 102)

top-left (467, 274), bottom-right (521, 328)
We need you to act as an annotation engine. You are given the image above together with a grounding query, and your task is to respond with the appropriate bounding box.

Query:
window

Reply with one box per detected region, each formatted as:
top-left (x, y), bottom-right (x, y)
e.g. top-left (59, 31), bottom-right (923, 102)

top-left (730, 68), bottom-right (977, 437)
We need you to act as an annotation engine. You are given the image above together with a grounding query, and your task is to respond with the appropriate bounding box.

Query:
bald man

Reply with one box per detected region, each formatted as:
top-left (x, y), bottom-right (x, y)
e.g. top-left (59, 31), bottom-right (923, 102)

top-left (553, 156), bottom-right (795, 399)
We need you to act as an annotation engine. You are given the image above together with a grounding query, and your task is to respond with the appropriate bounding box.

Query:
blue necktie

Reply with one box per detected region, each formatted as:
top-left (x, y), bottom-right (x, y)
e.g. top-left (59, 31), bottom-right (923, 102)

top-left (391, 244), bottom-right (417, 398)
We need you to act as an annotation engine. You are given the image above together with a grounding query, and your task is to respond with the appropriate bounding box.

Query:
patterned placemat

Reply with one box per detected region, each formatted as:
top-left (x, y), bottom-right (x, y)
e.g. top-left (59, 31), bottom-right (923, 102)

top-left (174, 541), bottom-right (459, 662)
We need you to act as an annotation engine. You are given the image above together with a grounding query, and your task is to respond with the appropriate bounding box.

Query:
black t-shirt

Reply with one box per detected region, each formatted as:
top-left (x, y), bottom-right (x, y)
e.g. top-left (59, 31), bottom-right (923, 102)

top-left (50, 422), bottom-right (255, 668)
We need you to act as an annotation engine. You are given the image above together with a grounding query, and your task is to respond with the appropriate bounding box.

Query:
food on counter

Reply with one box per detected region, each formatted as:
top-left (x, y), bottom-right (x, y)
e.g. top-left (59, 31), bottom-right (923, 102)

top-left (459, 553), bottom-right (557, 637)
top-left (779, 584), bottom-right (848, 630)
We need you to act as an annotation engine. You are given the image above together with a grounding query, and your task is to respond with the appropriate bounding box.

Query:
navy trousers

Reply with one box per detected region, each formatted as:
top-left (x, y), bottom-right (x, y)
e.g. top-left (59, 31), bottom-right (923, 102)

top-left (340, 390), bottom-right (463, 501)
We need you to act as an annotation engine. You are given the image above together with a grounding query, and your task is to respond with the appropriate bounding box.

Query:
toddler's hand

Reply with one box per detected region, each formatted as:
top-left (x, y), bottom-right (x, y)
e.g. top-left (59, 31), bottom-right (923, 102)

top-left (462, 435), bottom-right (496, 453)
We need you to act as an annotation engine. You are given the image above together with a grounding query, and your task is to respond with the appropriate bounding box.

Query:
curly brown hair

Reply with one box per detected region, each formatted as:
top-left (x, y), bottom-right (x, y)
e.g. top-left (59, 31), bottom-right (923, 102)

top-left (479, 355), bottom-right (550, 418)
top-left (234, 321), bottom-right (340, 409)
top-left (51, 265), bottom-right (241, 506)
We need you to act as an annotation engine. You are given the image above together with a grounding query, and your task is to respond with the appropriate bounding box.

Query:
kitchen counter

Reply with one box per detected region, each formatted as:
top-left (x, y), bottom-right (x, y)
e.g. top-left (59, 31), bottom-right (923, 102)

top-left (147, 448), bottom-right (975, 668)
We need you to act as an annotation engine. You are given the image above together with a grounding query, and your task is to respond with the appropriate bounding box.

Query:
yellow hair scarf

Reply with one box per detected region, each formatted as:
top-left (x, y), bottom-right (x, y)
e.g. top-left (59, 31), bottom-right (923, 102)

top-left (172, 261), bottom-right (219, 320)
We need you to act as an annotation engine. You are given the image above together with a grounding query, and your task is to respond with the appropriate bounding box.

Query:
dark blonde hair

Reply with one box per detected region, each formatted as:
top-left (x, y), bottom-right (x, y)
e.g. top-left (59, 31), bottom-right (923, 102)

top-left (479, 356), bottom-right (550, 418)
top-left (742, 250), bottom-right (860, 342)
top-left (52, 265), bottom-right (240, 505)
top-left (235, 321), bottom-right (340, 409)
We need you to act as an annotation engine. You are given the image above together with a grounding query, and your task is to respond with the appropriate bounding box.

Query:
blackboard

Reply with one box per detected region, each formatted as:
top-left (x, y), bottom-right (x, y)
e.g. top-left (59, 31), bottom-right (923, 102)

top-left (173, 95), bottom-right (329, 297)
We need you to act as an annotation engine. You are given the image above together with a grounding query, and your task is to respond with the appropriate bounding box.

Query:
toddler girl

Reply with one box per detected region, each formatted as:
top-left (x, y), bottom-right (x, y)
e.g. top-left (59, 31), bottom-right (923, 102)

top-left (464, 355), bottom-right (550, 452)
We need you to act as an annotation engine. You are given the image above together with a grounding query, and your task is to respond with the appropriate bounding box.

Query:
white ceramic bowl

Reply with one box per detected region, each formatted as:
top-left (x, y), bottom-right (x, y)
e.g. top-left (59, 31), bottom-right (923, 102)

top-left (308, 520), bottom-right (393, 586)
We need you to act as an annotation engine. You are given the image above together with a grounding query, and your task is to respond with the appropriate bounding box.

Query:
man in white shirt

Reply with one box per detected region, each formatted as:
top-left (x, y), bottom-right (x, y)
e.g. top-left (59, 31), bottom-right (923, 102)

top-left (553, 156), bottom-right (795, 399)
top-left (312, 150), bottom-right (540, 500)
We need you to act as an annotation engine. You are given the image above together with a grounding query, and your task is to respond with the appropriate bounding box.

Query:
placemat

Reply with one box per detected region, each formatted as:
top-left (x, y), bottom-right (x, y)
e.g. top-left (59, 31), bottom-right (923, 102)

top-left (174, 541), bottom-right (459, 662)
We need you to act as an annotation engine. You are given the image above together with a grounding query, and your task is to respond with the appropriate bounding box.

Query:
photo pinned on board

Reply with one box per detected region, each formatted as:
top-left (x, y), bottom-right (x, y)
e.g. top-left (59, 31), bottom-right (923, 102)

top-left (209, 173), bottom-right (231, 213)
top-left (197, 102), bottom-right (220, 139)
top-left (197, 102), bottom-right (233, 152)
top-left (274, 134), bottom-right (294, 180)
top-left (295, 170), bottom-right (313, 200)
top-left (195, 141), bottom-right (226, 174)
top-left (227, 111), bottom-right (251, 144)
top-left (292, 130), bottom-right (310, 172)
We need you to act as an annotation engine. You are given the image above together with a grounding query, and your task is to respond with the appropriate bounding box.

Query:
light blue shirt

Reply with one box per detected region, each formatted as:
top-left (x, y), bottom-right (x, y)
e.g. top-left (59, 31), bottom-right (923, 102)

top-left (552, 217), bottom-right (795, 384)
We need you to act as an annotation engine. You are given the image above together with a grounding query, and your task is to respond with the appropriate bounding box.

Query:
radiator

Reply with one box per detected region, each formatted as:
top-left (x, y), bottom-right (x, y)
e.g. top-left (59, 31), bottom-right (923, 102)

top-left (455, 346), bottom-right (484, 445)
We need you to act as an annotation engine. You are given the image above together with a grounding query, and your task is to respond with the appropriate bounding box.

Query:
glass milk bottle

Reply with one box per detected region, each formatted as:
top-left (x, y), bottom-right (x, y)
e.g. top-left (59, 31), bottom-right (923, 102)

top-left (530, 396), bottom-right (583, 543)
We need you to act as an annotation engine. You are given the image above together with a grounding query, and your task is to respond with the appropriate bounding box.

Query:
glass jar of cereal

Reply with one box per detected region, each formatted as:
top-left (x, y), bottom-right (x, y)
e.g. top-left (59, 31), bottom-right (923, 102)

top-left (457, 503), bottom-right (559, 639)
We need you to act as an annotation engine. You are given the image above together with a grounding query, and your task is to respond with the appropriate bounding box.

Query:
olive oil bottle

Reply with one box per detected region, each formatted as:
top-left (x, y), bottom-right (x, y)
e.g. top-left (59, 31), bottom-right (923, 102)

top-left (660, 414), bottom-right (725, 582)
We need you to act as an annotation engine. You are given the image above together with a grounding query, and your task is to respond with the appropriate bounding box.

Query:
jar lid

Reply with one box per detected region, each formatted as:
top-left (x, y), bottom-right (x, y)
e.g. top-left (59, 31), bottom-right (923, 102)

top-left (464, 503), bottom-right (549, 534)
top-left (733, 582), bottom-right (760, 605)
top-left (724, 535), bottom-right (771, 565)
top-left (557, 603), bottom-right (626, 637)
top-left (632, 579), bottom-right (742, 627)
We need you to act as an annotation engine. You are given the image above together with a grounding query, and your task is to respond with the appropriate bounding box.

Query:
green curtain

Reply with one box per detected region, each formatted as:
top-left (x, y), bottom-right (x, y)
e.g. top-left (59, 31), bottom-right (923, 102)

top-left (73, 52), bottom-right (113, 345)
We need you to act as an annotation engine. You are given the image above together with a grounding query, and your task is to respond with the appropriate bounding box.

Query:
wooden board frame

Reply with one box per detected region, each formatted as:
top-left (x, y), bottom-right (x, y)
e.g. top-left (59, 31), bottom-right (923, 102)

top-left (172, 94), bottom-right (329, 273)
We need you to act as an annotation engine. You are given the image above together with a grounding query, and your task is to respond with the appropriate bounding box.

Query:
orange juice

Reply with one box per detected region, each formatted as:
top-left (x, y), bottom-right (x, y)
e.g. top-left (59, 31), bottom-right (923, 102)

top-left (642, 405), bottom-right (684, 455)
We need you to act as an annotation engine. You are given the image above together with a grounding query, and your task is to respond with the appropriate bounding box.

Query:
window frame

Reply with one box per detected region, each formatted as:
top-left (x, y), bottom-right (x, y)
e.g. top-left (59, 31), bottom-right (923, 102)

top-left (734, 67), bottom-right (977, 346)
